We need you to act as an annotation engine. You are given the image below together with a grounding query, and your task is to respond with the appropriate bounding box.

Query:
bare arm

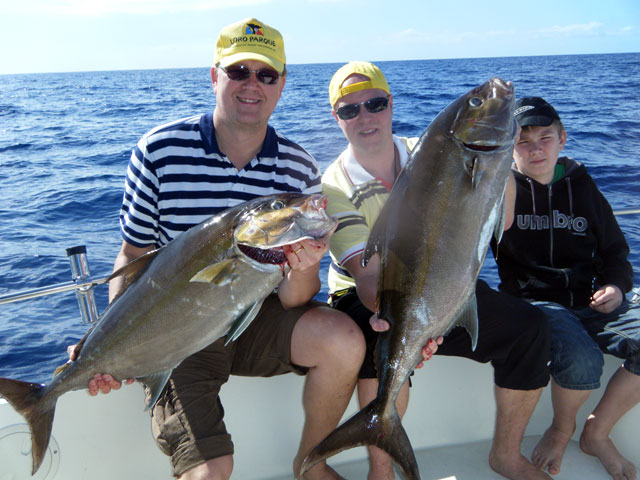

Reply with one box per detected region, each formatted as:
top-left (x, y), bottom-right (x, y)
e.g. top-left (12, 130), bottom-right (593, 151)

top-left (277, 227), bottom-right (335, 309)
top-left (503, 171), bottom-right (516, 232)
top-left (108, 240), bottom-right (155, 302)
top-left (344, 254), bottom-right (379, 313)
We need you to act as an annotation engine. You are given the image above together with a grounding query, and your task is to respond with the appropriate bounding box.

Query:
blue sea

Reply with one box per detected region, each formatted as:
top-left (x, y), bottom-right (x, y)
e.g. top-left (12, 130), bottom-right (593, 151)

top-left (1, 53), bottom-right (639, 384)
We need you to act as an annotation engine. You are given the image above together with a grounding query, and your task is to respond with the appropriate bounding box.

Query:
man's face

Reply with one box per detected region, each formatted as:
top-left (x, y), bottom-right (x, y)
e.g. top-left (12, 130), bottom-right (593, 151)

top-left (513, 124), bottom-right (566, 184)
top-left (212, 59), bottom-right (285, 129)
top-left (332, 75), bottom-right (393, 155)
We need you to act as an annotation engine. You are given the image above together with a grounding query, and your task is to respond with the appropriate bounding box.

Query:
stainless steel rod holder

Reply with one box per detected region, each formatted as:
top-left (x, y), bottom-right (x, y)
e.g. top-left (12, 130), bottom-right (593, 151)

top-left (632, 287), bottom-right (640, 305)
top-left (66, 246), bottom-right (100, 324)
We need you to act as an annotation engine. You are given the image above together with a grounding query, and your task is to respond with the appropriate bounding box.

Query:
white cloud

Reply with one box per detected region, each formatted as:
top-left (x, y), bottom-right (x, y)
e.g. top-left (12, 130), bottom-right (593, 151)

top-left (537, 21), bottom-right (603, 37)
top-left (394, 21), bottom-right (613, 46)
top-left (395, 27), bottom-right (518, 45)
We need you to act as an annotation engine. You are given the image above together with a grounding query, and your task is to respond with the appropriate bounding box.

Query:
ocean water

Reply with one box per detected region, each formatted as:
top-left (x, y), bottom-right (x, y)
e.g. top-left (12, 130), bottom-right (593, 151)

top-left (1, 53), bottom-right (639, 384)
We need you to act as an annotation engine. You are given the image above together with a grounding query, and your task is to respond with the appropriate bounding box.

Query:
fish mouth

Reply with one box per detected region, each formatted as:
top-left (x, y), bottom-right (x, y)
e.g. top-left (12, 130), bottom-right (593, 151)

top-left (237, 244), bottom-right (288, 265)
top-left (462, 142), bottom-right (502, 152)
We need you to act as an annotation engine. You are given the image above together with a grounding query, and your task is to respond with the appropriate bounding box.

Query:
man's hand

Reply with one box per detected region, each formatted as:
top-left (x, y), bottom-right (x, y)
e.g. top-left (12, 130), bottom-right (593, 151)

top-left (67, 345), bottom-right (134, 396)
top-left (284, 224), bottom-right (336, 272)
top-left (369, 314), bottom-right (444, 368)
top-left (590, 284), bottom-right (624, 314)
top-left (87, 374), bottom-right (131, 396)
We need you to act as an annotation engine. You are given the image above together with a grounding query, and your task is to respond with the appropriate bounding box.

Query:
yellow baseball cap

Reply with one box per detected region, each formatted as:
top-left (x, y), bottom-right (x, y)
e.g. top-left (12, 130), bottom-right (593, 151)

top-left (214, 18), bottom-right (286, 72)
top-left (329, 61), bottom-right (390, 108)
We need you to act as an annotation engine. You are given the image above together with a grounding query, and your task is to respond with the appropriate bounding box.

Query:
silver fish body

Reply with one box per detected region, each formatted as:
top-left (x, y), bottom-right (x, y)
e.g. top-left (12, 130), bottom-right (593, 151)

top-left (0, 192), bottom-right (337, 475)
top-left (302, 78), bottom-right (516, 479)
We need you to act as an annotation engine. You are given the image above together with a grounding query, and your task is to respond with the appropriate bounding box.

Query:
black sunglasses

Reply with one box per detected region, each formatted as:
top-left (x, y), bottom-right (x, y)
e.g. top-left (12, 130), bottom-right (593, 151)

top-left (219, 64), bottom-right (281, 85)
top-left (335, 96), bottom-right (390, 120)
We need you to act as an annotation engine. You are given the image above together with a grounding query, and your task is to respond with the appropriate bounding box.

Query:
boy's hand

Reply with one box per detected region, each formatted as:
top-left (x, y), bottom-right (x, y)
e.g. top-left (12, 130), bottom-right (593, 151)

top-left (369, 314), bottom-right (443, 367)
top-left (590, 284), bottom-right (623, 313)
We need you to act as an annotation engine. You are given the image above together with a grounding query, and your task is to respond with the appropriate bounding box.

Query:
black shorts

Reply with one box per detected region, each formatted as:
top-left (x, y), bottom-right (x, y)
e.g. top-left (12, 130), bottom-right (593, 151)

top-left (331, 279), bottom-right (551, 390)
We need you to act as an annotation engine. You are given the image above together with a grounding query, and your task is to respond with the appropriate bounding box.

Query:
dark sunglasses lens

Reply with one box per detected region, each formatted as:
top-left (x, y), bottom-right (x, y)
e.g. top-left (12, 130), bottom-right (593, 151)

top-left (336, 104), bottom-right (360, 120)
top-left (364, 97), bottom-right (389, 113)
top-left (225, 66), bottom-right (250, 81)
top-left (336, 97), bottom-right (389, 120)
top-left (224, 65), bottom-right (279, 85)
top-left (256, 69), bottom-right (279, 85)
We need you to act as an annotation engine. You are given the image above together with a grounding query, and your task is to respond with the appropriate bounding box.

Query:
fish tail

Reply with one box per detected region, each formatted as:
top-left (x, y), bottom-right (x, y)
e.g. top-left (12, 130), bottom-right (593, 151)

top-left (0, 377), bottom-right (56, 475)
top-left (300, 398), bottom-right (420, 479)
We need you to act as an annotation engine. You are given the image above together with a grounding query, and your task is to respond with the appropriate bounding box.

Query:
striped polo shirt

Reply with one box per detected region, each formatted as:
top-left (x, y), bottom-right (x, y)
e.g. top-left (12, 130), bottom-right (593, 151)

top-left (322, 135), bottom-right (418, 293)
top-left (120, 112), bottom-right (321, 248)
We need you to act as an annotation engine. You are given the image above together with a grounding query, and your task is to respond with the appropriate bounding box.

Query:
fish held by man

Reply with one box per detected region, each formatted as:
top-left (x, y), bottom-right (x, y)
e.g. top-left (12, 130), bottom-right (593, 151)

top-left (301, 78), bottom-right (517, 479)
top-left (0, 192), bottom-right (337, 476)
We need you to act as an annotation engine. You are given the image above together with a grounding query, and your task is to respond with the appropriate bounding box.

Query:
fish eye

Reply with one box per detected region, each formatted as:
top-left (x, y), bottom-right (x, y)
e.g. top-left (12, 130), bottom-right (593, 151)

top-left (270, 200), bottom-right (285, 210)
top-left (469, 97), bottom-right (483, 108)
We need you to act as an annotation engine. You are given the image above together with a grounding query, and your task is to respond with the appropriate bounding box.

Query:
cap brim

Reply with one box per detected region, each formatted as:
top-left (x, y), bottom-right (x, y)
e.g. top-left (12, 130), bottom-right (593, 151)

top-left (218, 53), bottom-right (284, 73)
top-left (517, 115), bottom-right (555, 127)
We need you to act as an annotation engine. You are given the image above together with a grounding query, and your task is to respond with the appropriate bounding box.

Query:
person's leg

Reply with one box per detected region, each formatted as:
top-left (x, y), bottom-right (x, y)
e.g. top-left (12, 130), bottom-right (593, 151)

top-left (290, 305), bottom-right (365, 479)
top-left (150, 338), bottom-right (237, 479)
top-left (532, 380), bottom-right (590, 475)
top-left (436, 280), bottom-right (552, 479)
top-left (578, 302), bottom-right (640, 479)
top-left (527, 301), bottom-right (603, 475)
top-left (178, 458), bottom-right (233, 480)
top-left (229, 295), bottom-right (365, 480)
top-left (357, 378), bottom-right (410, 480)
top-left (331, 290), bottom-right (408, 480)
top-left (490, 386), bottom-right (552, 480)
top-left (580, 366), bottom-right (640, 480)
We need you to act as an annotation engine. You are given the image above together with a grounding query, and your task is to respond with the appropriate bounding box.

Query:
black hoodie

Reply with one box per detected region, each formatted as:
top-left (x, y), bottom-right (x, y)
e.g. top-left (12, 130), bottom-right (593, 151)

top-left (492, 157), bottom-right (633, 308)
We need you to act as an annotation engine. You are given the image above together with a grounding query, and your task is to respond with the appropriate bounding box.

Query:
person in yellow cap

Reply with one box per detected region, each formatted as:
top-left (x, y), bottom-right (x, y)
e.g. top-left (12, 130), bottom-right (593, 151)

top-left (322, 61), bottom-right (554, 480)
top-left (73, 19), bottom-right (366, 480)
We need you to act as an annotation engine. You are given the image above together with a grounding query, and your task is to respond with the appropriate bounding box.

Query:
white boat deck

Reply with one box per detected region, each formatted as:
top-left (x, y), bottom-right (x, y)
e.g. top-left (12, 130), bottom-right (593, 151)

top-left (268, 436), bottom-right (609, 480)
top-left (1, 355), bottom-right (637, 479)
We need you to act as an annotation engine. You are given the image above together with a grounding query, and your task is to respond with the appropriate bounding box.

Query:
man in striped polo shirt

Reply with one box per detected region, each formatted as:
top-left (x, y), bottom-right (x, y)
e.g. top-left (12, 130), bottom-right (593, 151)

top-left (83, 19), bottom-right (366, 480)
top-left (322, 62), bottom-right (553, 480)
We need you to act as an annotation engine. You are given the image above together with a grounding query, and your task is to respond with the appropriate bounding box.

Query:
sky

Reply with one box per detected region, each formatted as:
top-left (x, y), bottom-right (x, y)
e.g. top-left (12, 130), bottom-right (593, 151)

top-left (1, 0), bottom-right (639, 75)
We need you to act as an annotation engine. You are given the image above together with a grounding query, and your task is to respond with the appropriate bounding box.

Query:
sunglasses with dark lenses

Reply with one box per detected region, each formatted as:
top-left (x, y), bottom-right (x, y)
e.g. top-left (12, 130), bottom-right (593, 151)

top-left (219, 64), bottom-right (281, 85)
top-left (335, 96), bottom-right (390, 120)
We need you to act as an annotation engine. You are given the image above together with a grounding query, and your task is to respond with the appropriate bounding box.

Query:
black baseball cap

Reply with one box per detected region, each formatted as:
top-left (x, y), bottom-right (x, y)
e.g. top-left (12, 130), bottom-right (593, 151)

top-left (514, 97), bottom-right (561, 127)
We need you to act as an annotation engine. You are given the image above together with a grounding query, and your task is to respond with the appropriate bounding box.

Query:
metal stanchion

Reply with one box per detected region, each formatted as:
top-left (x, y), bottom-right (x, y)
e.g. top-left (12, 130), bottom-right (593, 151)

top-left (66, 246), bottom-right (100, 324)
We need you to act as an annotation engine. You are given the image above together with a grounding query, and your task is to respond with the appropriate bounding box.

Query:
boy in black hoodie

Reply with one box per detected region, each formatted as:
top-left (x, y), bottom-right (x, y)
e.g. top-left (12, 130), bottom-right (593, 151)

top-left (492, 97), bottom-right (640, 480)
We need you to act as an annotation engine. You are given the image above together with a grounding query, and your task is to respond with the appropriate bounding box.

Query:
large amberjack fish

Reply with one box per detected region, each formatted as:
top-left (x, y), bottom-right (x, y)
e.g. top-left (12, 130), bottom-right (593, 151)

top-left (0, 192), bottom-right (337, 476)
top-left (301, 79), bottom-right (516, 479)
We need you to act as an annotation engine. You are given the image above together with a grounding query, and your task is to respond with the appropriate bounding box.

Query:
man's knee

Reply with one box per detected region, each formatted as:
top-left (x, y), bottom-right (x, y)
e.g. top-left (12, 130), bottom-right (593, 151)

top-left (291, 306), bottom-right (365, 372)
top-left (298, 306), bottom-right (365, 365)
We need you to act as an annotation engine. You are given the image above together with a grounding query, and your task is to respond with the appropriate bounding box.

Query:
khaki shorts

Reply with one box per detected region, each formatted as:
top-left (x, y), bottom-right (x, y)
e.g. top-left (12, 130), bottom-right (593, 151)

top-left (150, 294), bottom-right (322, 477)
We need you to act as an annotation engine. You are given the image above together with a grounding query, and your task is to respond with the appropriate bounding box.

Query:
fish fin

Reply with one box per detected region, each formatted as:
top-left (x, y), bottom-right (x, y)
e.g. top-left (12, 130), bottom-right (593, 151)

top-left (190, 259), bottom-right (237, 286)
top-left (138, 370), bottom-right (172, 411)
top-left (454, 293), bottom-right (480, 351)
top-left (224, 298), bottom-right (265, 345)
top-left (52, 362), bottom-right (70, 377)
top-left (53, 327), bottom-right (93, 378)
top-left (464, 155), bottom-right (483, 189)
top-left (0, 377), bottom-right (56, 475)
top-left (108, 248), bottom-right (161, 302)
top-left (494, 197), bottom-right (507, 245)
top-left (301, 399), bottom-right (420, 480)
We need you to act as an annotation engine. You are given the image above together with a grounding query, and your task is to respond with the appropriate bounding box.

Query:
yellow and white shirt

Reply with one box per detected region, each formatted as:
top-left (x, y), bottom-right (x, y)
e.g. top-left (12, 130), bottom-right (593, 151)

top-left (322, 135), bottom-right (418, 293)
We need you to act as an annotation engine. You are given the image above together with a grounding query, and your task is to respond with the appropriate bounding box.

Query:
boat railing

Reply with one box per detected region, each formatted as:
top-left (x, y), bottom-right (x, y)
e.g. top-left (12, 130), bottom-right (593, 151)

top-left (0, 246), bottom-right (108, 324)
top-left (1, 209), bottom-right (639, 322)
